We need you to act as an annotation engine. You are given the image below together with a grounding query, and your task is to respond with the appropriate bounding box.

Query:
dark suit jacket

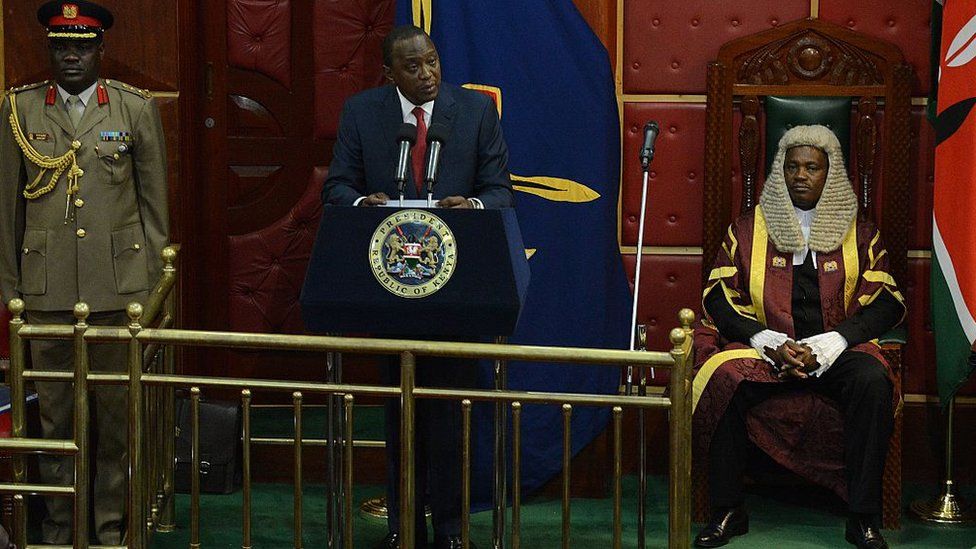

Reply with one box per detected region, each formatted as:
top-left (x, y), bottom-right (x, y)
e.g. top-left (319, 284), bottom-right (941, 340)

top-left (322, 83), bottom-right (514, 208)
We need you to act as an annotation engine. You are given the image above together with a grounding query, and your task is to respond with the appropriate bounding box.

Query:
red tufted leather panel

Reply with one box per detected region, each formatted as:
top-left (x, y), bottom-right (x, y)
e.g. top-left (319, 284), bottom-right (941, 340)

top-left (227, 167), bottom-right (326, 334)
top-left (622, 0), bottom-right (808, 94)
top-left (819, 0), bottom-right (932, 95)
top-left (622, 103), bottom-right (706, 247)
top-left (314, 0), bottom-right (395, 140)
top-left (228, 0), bottom-right (292, 87)
top-left (622, 254), bottom-right (703, 385)
top-left (909, 107), bottom-right (935, 249)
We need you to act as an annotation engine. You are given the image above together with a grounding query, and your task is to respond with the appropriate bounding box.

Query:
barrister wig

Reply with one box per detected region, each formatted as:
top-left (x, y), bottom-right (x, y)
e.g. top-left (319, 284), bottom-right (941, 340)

top-left (758, 124), bottom-right (859, 253)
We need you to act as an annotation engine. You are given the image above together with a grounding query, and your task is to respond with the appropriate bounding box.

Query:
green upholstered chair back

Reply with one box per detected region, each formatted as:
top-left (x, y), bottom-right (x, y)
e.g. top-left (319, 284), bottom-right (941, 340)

top-left (763, 96), bottom-right (852, 177)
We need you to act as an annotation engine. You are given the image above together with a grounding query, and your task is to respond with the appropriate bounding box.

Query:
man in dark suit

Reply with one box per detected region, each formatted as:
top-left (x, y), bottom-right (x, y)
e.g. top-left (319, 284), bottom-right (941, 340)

top-left (322, 25), bottom-right (514, 549)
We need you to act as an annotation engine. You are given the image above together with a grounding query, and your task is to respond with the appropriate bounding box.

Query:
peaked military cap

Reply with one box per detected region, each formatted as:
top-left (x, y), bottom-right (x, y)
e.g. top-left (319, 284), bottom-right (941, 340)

top-left (37, 1), bottom-right (113, 40)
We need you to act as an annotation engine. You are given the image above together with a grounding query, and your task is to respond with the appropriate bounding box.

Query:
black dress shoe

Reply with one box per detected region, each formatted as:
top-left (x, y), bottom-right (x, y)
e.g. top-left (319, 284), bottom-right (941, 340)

top-left (374, 532), bottom-right (400, 549)
top-left (434, 535), bottom-right (476, 549)
top-left (694, 506), bottom-right (748, 548)
top-left (845, 516), bottom-right (888, 549)
top-left (375, 531), bottom-right (435, 549)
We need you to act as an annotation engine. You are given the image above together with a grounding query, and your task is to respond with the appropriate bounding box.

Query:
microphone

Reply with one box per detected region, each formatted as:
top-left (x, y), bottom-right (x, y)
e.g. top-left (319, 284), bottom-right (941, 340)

top-left (424, 123), bottom-right (449, 201)
top-left (394, 123), bottom-right (417, 201)
top-left (639, 121), bottom-right (660, 170)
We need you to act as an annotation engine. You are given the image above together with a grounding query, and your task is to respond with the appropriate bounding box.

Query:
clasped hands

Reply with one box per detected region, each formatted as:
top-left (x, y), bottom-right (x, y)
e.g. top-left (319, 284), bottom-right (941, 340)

top-left (763, 340), bottom-right (819, 380)
top-left (360, 192), bottom-right (473, 208)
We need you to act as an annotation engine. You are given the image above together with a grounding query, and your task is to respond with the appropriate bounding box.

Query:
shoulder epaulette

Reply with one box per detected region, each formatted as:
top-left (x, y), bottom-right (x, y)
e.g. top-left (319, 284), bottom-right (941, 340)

top-left (103, 79), bottom-right (153, 100)
top-left (5, 80), bottom-right (51, 97)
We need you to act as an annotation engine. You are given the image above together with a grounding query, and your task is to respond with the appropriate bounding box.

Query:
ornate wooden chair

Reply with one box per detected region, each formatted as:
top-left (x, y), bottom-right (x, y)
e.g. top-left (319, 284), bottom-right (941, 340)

top-left (697, 18), bottom-right (913, 528)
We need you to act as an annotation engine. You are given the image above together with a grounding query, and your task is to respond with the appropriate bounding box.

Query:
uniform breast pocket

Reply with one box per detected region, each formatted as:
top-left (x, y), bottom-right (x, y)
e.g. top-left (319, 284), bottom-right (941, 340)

top-left (111, 224), bottom-right (149, 294)
top-left (19, 228), bottom-right (48, 295)
top-left (98, 142), bottom-right (134, 184)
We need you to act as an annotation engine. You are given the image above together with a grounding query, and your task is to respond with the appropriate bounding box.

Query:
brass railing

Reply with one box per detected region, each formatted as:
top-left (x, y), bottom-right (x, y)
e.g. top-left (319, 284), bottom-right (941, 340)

top-left (4, 247), bottom-right (695, 548)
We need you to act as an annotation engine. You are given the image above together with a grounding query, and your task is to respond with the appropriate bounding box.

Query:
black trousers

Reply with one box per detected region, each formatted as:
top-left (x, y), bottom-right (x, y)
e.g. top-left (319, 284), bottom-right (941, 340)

top-left (382, 354), bottom-right (479, 542)
top-left (708, 350), bottom-right (893, 515)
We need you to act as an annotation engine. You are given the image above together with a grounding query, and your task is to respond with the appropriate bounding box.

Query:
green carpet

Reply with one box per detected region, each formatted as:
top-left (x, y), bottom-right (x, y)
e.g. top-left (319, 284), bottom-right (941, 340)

top-left (149, 478), bottom-right (976, 548)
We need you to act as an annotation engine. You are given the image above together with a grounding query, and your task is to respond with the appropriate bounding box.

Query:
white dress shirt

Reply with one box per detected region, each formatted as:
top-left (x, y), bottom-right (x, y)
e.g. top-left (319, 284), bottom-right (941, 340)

top-left (793, 206), bottom-right (817, 267)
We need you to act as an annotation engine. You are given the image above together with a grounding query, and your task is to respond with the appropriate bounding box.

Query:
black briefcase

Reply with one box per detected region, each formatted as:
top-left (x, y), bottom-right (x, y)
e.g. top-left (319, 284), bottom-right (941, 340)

top-left (174, 392), bottom-right (242, 494)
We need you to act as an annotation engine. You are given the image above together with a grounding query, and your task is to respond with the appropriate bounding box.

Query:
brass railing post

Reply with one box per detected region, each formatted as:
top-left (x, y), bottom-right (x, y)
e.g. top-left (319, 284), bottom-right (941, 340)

top-left (7, 300), bottom-right (26, 544)
top-left (73, 302), bottom-right (92, 549)
top-left (462, 399), bottom-right (473, 549)
top-left (561, 404), bottom-right (572, 549)
top-left (612, 406), bottom-right (623, 549)
top-left (7, 301), bottom-right (25, 476)
top-left (343, 394), bottom-right (354, 549)
top-left (158, 247), bottom-right (178, 532)
top-left (399, 351), bottom-right (417, 549)
top-left (190, 387), bottom-right (201, 549)
top-left (128, 303), bottom-right (146, 548)
top-left (12, 494), bottom-right (26, 549)
top-left (511, 402), bottom-right (522, 549)
top-left (242, 389), bottom-right (253, 548)
top-left (294, 391), bottom-right (304, 549)
top-left (668, 310), bottom-right (694, 549)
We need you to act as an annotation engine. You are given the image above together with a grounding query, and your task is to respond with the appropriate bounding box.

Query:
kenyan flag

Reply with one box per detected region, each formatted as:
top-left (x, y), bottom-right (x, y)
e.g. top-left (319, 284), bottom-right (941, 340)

top-left (932, 0), bottom-right (976, 405)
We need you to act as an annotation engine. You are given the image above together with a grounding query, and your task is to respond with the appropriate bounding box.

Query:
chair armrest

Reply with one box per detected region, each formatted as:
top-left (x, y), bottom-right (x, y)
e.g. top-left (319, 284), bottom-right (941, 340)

top-left (878, 325), bottom-right (906, 346)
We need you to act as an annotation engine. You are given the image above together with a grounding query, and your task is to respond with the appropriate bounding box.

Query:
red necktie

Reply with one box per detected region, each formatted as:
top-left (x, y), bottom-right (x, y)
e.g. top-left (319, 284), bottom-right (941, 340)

top-left (411, 106), bottom-right (427, 195)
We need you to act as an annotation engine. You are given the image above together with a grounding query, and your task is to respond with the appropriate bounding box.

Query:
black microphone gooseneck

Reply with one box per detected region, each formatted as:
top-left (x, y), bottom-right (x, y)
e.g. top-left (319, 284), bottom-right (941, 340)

top-left (394, 123), bottom-right (418, 205)
top-left (424, 123), bottom-right (449, 207)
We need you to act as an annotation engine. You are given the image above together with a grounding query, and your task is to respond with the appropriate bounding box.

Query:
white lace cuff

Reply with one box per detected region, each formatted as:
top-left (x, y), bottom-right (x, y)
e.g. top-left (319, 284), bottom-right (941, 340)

top-left (800, 331), bottom-right (849, 377)
top-left (749, 329), bottom-right (789, 365)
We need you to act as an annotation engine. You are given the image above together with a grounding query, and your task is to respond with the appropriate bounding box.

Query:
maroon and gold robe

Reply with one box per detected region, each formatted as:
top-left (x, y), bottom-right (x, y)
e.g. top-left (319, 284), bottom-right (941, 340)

top-left (693, 206), bottom-right (905, 499)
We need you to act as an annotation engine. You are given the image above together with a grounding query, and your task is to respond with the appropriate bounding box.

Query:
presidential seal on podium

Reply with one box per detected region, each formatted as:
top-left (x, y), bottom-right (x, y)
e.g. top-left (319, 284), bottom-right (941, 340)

top-left (369, 210), bottom-right (457, 298)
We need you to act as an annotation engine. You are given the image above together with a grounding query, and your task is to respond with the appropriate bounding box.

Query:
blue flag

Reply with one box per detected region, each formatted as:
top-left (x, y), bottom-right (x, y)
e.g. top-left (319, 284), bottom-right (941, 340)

top-left (396, 1), bottom-right (630, 506)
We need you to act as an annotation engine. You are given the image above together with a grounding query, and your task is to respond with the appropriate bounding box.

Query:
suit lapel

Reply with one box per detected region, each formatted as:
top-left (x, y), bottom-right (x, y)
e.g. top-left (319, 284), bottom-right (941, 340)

top-left (44, 101), bottom-right (74, 138)
top-left (424, 86), bottom-right (456, 199)
top-left (430, 85), bottom-right (457, 139)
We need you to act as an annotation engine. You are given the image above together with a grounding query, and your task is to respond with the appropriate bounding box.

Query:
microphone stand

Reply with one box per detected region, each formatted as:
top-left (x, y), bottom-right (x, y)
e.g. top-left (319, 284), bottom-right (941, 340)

top-left (626, 164), bottom-right (653, 391)
top-left (629, 154), bottom-right (653, 549)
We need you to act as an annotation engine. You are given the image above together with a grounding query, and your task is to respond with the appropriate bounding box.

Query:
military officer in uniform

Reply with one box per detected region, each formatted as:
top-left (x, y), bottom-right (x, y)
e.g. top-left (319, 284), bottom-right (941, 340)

top-left (0, 1), bottom-right (169, 544)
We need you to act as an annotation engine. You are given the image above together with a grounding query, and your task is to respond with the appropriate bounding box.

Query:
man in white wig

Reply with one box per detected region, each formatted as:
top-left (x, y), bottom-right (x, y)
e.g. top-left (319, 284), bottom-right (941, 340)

top-left (692, 125), bottom-right (905, 549)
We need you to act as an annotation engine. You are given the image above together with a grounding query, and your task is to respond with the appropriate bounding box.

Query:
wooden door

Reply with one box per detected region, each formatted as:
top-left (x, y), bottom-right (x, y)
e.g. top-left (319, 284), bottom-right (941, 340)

top-left (187, 0), bottom-right (395, 380)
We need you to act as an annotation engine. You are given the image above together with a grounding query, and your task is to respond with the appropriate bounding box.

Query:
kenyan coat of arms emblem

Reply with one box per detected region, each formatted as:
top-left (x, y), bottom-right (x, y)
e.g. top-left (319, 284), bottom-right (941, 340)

top-left (369, 210), bottom-right (457, 298)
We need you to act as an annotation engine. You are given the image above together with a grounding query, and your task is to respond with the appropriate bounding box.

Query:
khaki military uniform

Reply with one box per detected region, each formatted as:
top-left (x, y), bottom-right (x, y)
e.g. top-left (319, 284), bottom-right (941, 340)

top-left (0, 79), bottom-right (168, 544)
